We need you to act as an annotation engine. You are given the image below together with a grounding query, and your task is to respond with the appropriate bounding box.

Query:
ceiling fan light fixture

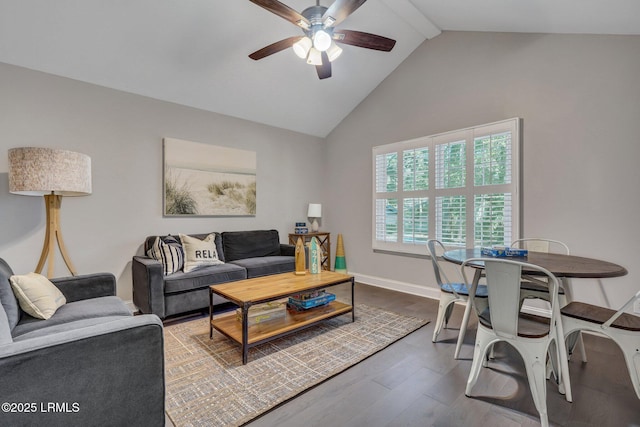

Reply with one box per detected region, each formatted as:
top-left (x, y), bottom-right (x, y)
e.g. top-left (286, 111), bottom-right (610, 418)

top-left (293, 36), bottom-right (312, 59)
top-left (306, 47), bottom-right (322, 65)
top-left (313, 29), bottom-right (331, 52)
top-left (326, 41), bottom-right (343, 62)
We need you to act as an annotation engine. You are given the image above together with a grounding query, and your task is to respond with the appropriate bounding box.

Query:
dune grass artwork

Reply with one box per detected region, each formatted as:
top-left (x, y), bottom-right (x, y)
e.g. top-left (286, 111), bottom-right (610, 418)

top-left (163, 138), bottom-right (257, 216)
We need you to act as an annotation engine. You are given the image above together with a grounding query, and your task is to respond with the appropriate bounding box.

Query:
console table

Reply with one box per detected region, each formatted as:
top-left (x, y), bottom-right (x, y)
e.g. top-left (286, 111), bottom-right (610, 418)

top-left (288, 232), bottom-right (331, 271)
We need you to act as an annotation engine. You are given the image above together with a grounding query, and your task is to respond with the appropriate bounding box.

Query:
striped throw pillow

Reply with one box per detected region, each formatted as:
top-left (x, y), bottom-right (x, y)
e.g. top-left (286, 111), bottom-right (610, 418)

top-left (147, 236), bottom-right (184, 275)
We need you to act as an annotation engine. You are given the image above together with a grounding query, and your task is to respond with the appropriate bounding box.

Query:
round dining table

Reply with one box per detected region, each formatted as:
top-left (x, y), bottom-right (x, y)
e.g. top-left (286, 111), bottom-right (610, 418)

top-left (443, 248), bottom-right (628, 278)
top-left (442, 248), bottom-right (628, 360)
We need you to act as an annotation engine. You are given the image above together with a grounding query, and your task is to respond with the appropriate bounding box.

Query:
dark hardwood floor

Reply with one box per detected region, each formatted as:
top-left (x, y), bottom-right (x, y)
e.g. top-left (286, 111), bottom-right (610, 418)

top-left (242, 283), bottom-right (640, 427)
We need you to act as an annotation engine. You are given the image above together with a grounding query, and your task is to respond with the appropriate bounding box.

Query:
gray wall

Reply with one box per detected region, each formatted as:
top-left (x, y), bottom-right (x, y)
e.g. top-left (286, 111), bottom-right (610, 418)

top-left (2, 31), bottom-right (639, 310)
top-left (0, 62), bottom-right (325, 302)
top-left (325, 31), bottom-right (640, 308)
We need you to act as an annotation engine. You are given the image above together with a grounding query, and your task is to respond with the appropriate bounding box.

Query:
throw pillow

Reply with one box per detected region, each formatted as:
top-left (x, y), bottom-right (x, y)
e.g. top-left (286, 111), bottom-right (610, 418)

top-left (9, 272), bottom-right (67, 320)
top-left (147, 235), bottom-right (184, 275)
top-left (179, 233), bottom-right (224, 273)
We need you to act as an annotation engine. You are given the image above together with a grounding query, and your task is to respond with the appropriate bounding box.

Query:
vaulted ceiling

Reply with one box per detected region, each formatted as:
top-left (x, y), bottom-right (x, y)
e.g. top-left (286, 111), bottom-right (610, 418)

top-left (1, 0), bottom-right (639, 137)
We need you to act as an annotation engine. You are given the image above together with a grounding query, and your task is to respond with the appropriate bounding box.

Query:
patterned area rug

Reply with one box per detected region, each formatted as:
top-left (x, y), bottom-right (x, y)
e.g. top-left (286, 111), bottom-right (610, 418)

top-left (164, 304), bottom-right (429, 427)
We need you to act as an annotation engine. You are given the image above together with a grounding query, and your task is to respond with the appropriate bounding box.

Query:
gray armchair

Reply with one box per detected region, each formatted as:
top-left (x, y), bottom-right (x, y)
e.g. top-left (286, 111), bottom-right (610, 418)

top-left (0, 258), bottom-right (165, 427)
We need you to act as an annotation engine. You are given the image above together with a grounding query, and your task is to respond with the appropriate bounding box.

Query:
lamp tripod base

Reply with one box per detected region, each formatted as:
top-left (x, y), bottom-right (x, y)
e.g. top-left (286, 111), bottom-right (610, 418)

top-left (35, 194), bottom-right (78, 278)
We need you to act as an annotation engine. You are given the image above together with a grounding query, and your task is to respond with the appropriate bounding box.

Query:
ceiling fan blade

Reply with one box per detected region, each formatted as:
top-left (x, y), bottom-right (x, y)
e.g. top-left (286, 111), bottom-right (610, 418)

top-left (249, 36), bottom-right (303, 60)
top-left (334, 29), bottom-right (396, 52)
top-left (316, 51), bottom-right (331, 79)
top-left (323, 0), bottom-right (367, 27)
top-left (249, 0), bottom-right (310, 29)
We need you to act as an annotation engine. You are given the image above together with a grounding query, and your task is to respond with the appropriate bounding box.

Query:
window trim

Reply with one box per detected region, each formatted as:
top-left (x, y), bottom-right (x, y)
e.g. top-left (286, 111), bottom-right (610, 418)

top-left (372, 118), bottom-right (521, 255)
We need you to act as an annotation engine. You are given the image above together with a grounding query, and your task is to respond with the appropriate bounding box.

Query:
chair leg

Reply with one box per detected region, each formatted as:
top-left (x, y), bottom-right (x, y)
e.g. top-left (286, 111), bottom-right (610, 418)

top-left (576, 334), bottom-right (588, 363)
top-left (465, 328), bottom-right (493, 396)
top-left (617, 339), bottom-right (640, 400)
top-left (432, 293), bottom-right (457, 343)
top-left (566, 329), bottom-right (588, 363)
top-left (454, 300), bottom-right (473, 359)
top-left (525, 352), bottom-right (550, 427)
top-left (516, 340), bottom-right (550, 427)
top-left (444, 303), bottom-right (455, 327)
top-left (553, 313), bottom-right (573, 403)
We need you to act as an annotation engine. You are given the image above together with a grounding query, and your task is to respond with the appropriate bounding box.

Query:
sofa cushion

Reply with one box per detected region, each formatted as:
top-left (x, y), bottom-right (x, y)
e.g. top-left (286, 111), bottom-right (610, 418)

top-left (10, 273), bottom-right (67, 320)
top-left (180, 233), bottom-right (224, 273)
top-left (12, 316), bottom-right (135, 342)
top-left (163, 263), bottom-right (247, 294)
top-left (147, 236), bottom-right (184, 275)
top-left (229, 256), bottom-right (295, 279)
top-left (11, 296), bottom-right (131, 338)
top-left (0, 258), bottom-right (20, 331)
top-left (222, 230), bottom-right (281, 262)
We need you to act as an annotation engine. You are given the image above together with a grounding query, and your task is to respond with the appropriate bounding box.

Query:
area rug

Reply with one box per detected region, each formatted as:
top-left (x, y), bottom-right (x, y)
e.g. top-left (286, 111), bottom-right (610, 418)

top-left (164, 304), bottom-right (429, 427)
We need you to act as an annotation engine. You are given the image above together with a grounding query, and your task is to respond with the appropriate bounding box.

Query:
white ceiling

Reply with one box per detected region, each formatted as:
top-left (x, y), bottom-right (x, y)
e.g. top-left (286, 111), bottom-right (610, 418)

top-left (1, 0), bottom-right (639, 137)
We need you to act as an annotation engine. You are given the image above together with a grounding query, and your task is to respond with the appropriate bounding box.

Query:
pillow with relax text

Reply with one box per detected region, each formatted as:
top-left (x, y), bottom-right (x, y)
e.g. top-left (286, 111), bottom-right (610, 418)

top-left (147, 235), bottom-right (185, 275)
top-left (10, 272), bottom-right (67, 320)
top-left (179, 233), bottom-right (224, 273)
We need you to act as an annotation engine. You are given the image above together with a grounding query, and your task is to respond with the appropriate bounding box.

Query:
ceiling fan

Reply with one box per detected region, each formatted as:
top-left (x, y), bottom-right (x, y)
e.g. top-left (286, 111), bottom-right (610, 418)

top-left (248, 0), bottom-right (396, 79)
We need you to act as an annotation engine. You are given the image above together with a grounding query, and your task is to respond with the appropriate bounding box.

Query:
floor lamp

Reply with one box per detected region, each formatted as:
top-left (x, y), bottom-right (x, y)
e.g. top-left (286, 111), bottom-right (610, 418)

top-left (8, 147), bottom-right (92, 278)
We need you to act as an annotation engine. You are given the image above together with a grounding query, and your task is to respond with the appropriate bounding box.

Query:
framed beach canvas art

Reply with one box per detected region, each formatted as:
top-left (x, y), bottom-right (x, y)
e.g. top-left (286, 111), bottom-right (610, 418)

top-left (163, 138), bottom-right (257, 216)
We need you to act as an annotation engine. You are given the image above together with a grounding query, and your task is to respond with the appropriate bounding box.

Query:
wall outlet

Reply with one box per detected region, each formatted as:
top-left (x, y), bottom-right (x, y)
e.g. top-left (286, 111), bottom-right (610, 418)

top-left (634, 299), bottom-right (640, 314)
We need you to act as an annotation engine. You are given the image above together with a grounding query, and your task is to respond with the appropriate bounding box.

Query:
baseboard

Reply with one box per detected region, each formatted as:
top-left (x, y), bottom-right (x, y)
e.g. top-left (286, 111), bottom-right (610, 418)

top-left (351, 271), bottom-right (553, 318)
top-left (352, 272), bottom-right (442, 301)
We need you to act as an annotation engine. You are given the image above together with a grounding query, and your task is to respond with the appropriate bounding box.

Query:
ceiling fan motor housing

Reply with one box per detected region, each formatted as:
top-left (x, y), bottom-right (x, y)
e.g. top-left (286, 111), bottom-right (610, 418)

top-left (301, 5), bottom-right (333, 39)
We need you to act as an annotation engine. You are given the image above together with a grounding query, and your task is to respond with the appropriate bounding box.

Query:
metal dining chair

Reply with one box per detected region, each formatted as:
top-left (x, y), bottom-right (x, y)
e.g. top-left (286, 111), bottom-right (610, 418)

top-left (561, 290), bottom-right (640, 400)
top-left (462, 258), bottom-right (572, 427)
top-left (511, 238), bottom-right (588, 362)
top-left (427, 239), bottom-right (488, 343)
top-left (511, 238), bottom-right (569, 305)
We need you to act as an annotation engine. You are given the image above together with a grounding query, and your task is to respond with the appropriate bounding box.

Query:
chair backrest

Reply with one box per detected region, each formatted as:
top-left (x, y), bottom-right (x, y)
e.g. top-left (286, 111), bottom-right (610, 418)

top-left (462, 258), bottom-right (560, 339)
top-left (427, 239), bottom-right (465, 298)
top-left (426, 239), bottom-right (447, 287)
top-left (511, 238), bottom-right (570, 255)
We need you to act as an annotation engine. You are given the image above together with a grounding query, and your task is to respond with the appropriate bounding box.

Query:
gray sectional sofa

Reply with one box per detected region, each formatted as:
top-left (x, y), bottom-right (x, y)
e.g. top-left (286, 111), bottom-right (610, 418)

top-left (0, 258), bottom-right (165, 427)
top-left (132, 229), bottom-right (296, 319)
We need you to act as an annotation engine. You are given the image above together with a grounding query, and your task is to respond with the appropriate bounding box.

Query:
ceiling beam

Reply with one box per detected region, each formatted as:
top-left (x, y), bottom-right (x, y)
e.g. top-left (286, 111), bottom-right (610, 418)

top-left (381, 0), bottom-right (442, 39)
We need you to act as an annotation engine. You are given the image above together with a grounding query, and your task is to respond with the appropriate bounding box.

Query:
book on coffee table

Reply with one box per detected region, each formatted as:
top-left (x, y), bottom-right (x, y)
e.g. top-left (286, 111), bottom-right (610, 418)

top-left (288, 291), bottom-right (336, 311)
top-left (235, 300), bottom-right (287, 325)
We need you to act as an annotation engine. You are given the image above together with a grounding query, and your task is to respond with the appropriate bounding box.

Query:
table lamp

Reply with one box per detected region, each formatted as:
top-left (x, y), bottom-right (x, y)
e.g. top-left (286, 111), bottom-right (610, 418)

top-left (307, 203), bottom-right (322, 232)
top-left (8, 147), bottom-right (92, 278)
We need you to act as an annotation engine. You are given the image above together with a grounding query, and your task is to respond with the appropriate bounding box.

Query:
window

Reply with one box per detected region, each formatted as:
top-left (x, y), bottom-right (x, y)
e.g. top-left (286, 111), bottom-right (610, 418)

top-left (373, 118), bottom-right (520, 254)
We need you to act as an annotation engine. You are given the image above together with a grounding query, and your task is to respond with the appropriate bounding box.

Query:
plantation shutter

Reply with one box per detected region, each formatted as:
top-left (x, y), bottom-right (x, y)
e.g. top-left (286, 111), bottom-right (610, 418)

top-left (373, 118), bottom-right (520, 254)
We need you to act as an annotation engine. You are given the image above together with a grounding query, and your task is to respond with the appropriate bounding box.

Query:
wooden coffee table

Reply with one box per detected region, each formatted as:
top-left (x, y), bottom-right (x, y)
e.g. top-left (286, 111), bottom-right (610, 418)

top-left (209, 271), bottom-right (355, 364)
